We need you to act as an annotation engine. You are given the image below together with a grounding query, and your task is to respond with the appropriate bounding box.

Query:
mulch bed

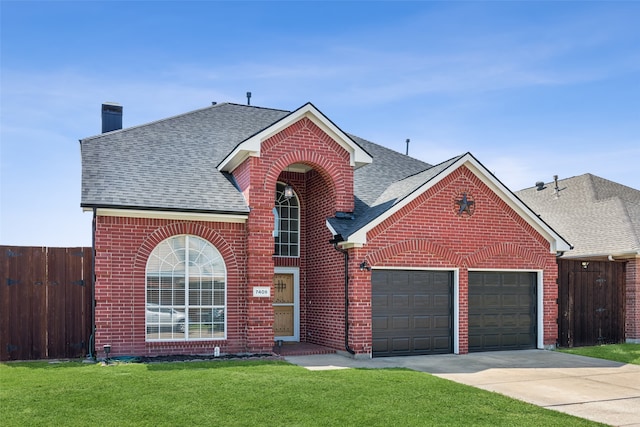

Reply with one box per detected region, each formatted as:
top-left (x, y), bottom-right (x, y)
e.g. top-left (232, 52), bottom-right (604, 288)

top-left (134, 353), bottom-right (280, 363)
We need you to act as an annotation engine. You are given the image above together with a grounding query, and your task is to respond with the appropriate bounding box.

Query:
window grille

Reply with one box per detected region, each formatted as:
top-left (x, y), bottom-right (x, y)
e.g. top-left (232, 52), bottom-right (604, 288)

top-left (274, 182), bottom-right (300, 257)
top-left (145, 235), bottom-right (226, 341)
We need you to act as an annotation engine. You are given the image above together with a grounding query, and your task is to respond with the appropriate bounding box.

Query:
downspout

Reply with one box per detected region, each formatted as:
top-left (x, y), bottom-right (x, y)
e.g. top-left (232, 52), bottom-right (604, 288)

top-left (89, 208), bottom-right (97, 360)
top-left (330, 235), bottom-right (355, 355)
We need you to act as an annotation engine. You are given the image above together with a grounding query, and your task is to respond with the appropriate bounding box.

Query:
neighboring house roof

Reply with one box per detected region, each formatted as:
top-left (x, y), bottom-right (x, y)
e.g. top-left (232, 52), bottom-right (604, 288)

top-left (80, 102), bottom-right (570, 253)
top-left (516, 174), bottom-right (640, 258)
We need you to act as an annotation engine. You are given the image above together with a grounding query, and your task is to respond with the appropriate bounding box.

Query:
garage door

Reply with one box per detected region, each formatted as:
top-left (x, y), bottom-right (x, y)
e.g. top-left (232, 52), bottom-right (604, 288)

top-left (372, 270), bottom-right (452, 357)
top-left (468, 271), bottom-right (536, 352)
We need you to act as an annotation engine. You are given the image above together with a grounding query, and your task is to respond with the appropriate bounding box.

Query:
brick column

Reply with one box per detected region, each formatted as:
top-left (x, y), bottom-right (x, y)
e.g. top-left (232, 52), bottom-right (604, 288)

top-left (245, 206), bottom-right (275, 352)
top-left (348, 247), bottom-right (372, 356)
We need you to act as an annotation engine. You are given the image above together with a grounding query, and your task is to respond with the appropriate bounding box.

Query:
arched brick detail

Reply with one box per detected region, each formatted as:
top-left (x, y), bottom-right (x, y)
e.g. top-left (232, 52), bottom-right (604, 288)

top-left (264, 151), bottom-right (338, 204)
top-left (465, 242), bottom-right (547, 268)
top-left (133, 221), bottom-right (240, 277)
top-left (367, 239), bottom-right (465, 267)
top-left (258, 117), bottom-right (354, 213)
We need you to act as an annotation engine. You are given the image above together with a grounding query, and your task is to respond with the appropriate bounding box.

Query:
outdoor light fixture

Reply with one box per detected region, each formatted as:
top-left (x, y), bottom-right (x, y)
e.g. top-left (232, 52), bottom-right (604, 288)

top-left (359, 261), bottom-right (371, 271)
top-left (284, 184), bottom-right (294, 199)
top-left (582, 261), bottom-right (589, 269)
top-left (103, 344), bottom-right (111, 362)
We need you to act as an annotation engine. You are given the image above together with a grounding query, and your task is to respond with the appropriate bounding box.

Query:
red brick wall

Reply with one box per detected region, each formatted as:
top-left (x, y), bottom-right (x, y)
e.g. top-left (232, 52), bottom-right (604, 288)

top-left (348, 166), bottom-right (558, 354)
top-left (238, 117), bottom-right (354, 352)
top-left (627, 258), bottom-right (640, 342)
top-left (93, 216), bottom-right (247, 358)
top-left (304, 169), bottom-right (346, 350)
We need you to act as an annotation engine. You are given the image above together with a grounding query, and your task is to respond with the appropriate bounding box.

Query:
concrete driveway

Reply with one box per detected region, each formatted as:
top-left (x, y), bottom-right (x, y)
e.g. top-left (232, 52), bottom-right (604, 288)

top-left (285, 350), bottom-right (640, 427)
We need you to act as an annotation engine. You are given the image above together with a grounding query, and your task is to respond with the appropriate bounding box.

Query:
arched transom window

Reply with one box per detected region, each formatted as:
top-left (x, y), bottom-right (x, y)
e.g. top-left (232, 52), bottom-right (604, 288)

top-left (146, 235), bottom-right (226, 341)
top-left (274, 181), bottom-right (300, 257)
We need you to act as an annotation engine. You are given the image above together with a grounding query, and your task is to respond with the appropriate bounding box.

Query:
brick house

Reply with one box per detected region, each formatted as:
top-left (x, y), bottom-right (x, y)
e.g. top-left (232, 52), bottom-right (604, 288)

top-left (80, 102), bottom-right (570, 359)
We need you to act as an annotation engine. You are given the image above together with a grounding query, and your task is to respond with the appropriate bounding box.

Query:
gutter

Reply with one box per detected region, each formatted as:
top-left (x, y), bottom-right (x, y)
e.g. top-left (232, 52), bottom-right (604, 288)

top-left (329, 234), bottom-right (355, 355)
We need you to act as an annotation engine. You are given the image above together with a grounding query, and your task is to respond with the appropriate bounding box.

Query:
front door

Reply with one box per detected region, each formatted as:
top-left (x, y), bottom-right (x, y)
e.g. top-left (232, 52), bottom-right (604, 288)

top-left (273, 268), bottom-right (299, 341)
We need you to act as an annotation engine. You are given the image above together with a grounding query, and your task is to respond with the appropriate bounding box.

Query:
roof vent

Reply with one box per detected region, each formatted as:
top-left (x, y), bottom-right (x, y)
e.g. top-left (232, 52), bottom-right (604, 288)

top-left (246, 91), bottom-right (251, 106)
top-left (554, 175), bottom-right (560, 198)
top-left (535, 181), bottom-right (546, 191)
top-left (101, 102), bottom-right (123, 133)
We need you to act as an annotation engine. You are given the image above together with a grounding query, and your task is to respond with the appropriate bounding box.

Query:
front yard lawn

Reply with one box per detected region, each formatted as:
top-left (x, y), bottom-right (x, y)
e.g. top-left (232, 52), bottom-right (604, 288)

top-left (0, 359), bottom-right (601, 426)
top-left (558, 343), bottom-right (640, 365)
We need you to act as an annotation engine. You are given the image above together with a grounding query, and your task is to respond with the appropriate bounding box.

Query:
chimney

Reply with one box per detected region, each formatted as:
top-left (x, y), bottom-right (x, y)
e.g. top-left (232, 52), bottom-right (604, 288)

top-left (101, 102), bottom-right (123, 133)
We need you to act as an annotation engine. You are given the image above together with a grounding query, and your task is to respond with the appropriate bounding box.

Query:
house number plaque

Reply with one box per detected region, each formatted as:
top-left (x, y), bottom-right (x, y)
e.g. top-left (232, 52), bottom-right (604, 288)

top-left (253, 286), bottom-right (271, 298)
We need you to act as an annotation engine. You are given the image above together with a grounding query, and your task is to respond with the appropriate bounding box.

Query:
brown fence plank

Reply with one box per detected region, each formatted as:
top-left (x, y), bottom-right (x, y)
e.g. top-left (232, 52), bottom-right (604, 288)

top-left (558, 259), bottom-right (626, 347)
top-left (1, 246), bottom-right (92, 361)
top-left (1, 246), bottom-right (47, 360)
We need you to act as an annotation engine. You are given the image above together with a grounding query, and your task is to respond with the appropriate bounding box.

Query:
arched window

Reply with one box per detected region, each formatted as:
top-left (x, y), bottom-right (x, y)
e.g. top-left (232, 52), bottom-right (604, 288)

top-left (146, 235), bottom-right (226, 341)
top-left (274, 182), bottom-right (300, 257)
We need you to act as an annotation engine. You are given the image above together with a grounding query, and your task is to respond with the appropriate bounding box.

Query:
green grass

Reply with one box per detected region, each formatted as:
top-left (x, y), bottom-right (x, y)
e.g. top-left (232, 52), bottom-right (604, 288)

top-left (558, 343), bottom-right (640, 365)
top-left (0, 360), bottom-right (601, 426)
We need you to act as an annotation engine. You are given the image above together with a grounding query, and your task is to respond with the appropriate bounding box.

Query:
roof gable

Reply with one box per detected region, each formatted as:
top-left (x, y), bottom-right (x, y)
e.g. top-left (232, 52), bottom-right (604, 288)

top-left (217, 103), bottom-right (372, 173)
top-left (331, 152), bottom-right (571, 254)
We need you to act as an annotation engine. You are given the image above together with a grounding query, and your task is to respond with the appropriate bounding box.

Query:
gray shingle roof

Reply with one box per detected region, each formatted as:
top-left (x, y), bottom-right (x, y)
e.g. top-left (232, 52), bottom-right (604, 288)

top-left (516, 174), bottom-right (640, 258)
top-left (80, 102), bottom-right (452, 237)
top-left (81, 103), bottom-right (289, 213)
top-left (328, 154), bottom-right (459, 238)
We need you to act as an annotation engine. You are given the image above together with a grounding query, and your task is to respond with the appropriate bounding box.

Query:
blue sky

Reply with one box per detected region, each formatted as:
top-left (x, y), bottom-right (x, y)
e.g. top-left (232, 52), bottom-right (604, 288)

top-left (1, 1), bottom-right (639, 247)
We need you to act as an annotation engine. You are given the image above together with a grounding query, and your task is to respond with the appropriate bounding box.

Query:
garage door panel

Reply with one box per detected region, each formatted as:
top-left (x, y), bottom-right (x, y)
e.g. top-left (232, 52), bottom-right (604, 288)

top-left (502, 295), bottom-right (518, 306)
top-left (501, 314), bottom-right (517, 327)
top-left (433, 294), bottom-right (449, 308)
top-left (391, 337), bottom-right (410, 352)
top-left (469, 295), bottom-right (483, 306)
top-left (392, 316), bottom-right (409, 329)
top-left (372, 270), bottom-right (453, 357)
top-left (433, 336), bottom-right (452, 352)
top-left (372, 294), bottom-right (389, 308)
top-left (414, 294), bottom-right (430, 307)
top-left (433, 315), bottom-right (450, 329)
top-left (483, 294), bottom-right (501, 307)
top-left (393, 295), bottom-right (409, 308)
top-left (372, 338), bottom-right (388, 353)
top-left (469, 272), bottom-right (536, 352)
top-left (372, 316), bottom-right (388, 330)
top-left (519, 295), bottom-right (532, 306)
top-left (413, 337), bottom-right (431, 352)
top-left (414, 315), bottom-right (430, 329)
top-left (483, 314), bottom-right (501, 327)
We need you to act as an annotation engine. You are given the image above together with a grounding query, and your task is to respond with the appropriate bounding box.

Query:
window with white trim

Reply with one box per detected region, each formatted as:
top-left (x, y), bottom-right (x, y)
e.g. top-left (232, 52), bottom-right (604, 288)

top-left (274, 182), bottom-right (300, 257)
top-left (146, 235), bottom-right (226, 341)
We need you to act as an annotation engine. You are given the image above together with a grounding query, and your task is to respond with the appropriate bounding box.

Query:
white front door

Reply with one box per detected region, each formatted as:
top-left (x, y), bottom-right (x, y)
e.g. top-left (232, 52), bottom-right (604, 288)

top-left (273, 267), bottom-right (299, 341)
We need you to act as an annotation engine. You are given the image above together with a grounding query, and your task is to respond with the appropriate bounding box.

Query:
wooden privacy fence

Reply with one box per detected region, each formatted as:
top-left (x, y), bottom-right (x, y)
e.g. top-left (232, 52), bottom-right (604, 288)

top-left (558, 259), bottom-right (626, 347)
top-left (0, 246), bottom-right (92, 361)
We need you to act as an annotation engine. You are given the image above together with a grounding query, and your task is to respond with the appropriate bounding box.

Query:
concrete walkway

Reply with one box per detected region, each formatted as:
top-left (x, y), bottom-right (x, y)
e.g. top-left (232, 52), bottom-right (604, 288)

top-left (285, 350), bottom-right (640, 427)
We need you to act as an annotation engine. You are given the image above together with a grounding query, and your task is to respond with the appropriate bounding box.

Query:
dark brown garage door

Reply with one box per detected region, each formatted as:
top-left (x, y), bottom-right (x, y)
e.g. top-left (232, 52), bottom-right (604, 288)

top-left (372, 270), bottom-right (452, 357)
top-left (468, 271), bottom-right (536, 352)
